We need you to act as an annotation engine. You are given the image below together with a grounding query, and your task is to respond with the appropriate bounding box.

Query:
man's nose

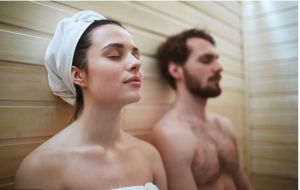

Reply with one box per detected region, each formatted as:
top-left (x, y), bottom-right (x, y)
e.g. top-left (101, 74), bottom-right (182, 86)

top-left (213, 61), bottom-right (223, 73)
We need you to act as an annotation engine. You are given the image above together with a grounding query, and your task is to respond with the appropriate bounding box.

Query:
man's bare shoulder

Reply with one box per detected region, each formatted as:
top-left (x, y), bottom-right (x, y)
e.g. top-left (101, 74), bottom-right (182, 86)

top-left (208, 112), bottom-right (237, 138)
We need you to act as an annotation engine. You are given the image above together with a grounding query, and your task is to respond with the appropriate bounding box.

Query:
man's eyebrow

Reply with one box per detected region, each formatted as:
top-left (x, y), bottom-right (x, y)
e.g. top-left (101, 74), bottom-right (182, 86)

top-left (101, 43), bottom-right (124, 51)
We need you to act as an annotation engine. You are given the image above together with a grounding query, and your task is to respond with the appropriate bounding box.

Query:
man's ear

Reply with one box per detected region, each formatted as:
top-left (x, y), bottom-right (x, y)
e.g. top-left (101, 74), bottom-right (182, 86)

top-left (168, 61), bottom-right (183, 80)
top-left (71, 66), bottom-right (87, 88)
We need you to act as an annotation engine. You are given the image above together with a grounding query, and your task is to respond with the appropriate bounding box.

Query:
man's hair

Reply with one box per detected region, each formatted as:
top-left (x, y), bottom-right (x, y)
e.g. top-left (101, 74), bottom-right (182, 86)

top-left (157, 29), bottom-right (215, 89)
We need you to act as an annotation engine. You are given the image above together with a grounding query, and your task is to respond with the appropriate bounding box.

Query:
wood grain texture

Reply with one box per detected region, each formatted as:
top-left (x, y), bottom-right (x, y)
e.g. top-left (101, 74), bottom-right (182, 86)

top-left (250, 144), bottom-right (297, 161)
top-left (136, 1), bottom-right (241, 45)
top-left (246, 8), bottom-right (298, 32)
top-left (185, 1), bottom-right (240, 29)
top-left (250, 159), bottom-right (297, 178)
top-left (244, 1), bottom-right (298, 18)
top-left (250, 175), bottom-right (297, 190)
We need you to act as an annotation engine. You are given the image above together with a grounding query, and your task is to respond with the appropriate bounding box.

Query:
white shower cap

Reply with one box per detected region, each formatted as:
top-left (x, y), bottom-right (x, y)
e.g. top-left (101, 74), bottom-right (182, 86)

top-left (44, 10), bottom-right (106, 105)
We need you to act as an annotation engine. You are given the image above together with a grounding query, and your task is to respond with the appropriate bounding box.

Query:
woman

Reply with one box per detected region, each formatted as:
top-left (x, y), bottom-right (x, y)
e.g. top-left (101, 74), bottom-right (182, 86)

top-left (14, 10), bottom-right (167, 190)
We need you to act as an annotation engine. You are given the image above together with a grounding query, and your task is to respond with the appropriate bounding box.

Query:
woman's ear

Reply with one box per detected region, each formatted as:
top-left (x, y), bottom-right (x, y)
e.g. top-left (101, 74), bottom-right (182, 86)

top-left (71, 66), bottom-right (87, 88)
top-left (168, 61), bottom-right (183, 80)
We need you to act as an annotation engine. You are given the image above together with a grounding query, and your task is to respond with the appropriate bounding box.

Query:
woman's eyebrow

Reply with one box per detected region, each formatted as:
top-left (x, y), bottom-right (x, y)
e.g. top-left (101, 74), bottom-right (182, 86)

top-left (101, 43), bottom-right (124, 51)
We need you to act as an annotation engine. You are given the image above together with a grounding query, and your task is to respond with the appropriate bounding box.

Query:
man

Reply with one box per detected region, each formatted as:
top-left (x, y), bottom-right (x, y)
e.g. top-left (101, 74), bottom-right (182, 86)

top-left (150, 29), bottom-right (254, 190)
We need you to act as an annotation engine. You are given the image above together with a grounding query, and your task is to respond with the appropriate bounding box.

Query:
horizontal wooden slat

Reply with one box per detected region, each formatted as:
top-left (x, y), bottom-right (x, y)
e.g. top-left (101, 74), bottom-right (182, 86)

top-left (0, 1), bottom-right (75, 34)
top-left (208, 90), bottom-right (245, 108)
top-left (248, 25), bottom-right (298, 47)
top-left (185, 1), bottom-right (240, 29)
top-left (246, 8), bottom-right (298, 32)
top-left (220, 56), bottom-right (243, 75)
top-left (250, 95), bottom-right (298, 109)
top-left (60, 1), bottom-right (190, 36)
top-left (250, 159), bottom-right (297, 178)
top-left (244, 1), bottom-right (298, 18)
top-left (250, 77), bottom-right (297, 94)
top-left (0, 177), bottom-right (14, 188)
top-left (250, 175), bottom-right (298, 190)
top-left (248, 43), bottom-right (298, 64)
top-left (220, 73), bottom-right (244, 91)
top-left (0, 102), bottom-right (73, 139)
top-left (139, 78), bottom-right (175, 106)
top-left (251, 129), bottom-right (298, 144)
top-left (249, 61), bottom-right (298, 78)
top-left (214, 34), bottom-right (242, 61)
top-left (251, 144), bottom-right (297, 161)
top-left (0, 29), bottom-right (50, 65)
top-left (250, 113), bottom-right (298, 126)
top-left (122, 105), bottom-right (170, 131)
top-left (0, 141), bottom-right (43, 178)
top-left (137, 1), bottom-right (241, 45)
top-left (217, 1), bottom-right (240, 16)
top-left (0, 64), bottom-right (55, 101)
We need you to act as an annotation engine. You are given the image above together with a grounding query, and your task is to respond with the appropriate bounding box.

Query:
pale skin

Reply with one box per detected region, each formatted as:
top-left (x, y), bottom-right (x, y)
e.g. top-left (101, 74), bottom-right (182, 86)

top-left (150, 38), bottom-right (254, 190)
top-left (14, 24), bottom-right (167, 190)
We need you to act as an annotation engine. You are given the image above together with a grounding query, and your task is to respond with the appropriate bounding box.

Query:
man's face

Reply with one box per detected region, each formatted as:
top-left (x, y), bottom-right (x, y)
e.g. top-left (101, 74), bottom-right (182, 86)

top-left (182, 37), bottom-right (223, 98)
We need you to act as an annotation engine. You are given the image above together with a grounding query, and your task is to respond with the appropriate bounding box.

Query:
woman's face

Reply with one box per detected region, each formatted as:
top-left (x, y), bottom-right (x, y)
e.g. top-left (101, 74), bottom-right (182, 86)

top-left (84, 24), bottom-right (143, 106)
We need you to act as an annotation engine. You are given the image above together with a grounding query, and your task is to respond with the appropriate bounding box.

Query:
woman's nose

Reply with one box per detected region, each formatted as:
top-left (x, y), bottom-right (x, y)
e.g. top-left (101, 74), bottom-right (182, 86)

top-left (127, 55), bottom-right (141, 73)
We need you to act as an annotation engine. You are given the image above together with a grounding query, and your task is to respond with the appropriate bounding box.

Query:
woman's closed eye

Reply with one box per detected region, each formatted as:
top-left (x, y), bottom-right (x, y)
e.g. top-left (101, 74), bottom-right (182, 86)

top-left (108, 55), bottom-right (121, 60)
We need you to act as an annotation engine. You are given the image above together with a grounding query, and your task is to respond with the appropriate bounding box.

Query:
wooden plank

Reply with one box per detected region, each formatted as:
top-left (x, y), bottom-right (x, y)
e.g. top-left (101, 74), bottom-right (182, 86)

top-left (185, 1), bottom-right (240, 29)
top-left (217, 1), bottom-right (241, 16)
top-left (0, 65), bottom-right (55, 101)
top-left (250, 78), bottom-right (297, 94)
top-left (250, 113), bottom-right (298, 126)
top-left (248, 25), bottom-right (298, 47)
top-left (250, 144), bottom-right (297, 161)
top-left (250, 159), bottom-right (297, 178)
top-left (0, 102), bottom-right (73, 139)
top-left (214, 35), bottom-right (242, 60)
top-left (0, 29), bottom-right (50, 65)
top-left (248, 43), bottom-right (298, 64)
top-left (0, 177), bottom-right (14, 188)
top-left (244, 1), bottom-right (298, 18)
top-left (208, 90), bottom-right (245, 108)
top-left (250, 95), bottom-right (298, 109)
top-left (60, 1), bottom-right (190, 36)
top-left (251, 129), bottom-right (298, 144)
top-left (0, 141), bottom-right (43, 178)
top-left (138, 78), bottom-right (175, 106)
top-left (246, 9), bottom-right (298, 32)
top-left (0, 1), bottom-right (75, 34)
top-left (122, 105), bottom-right (170, 131)
top-left (140, 55), bottom-right (161, 79)
top-left (220, 73), bottom-right (244, 91)
top-left (249, 61), bottom-right (298, 78)
top-left (250, 175), bottom-right (298, 190)
top-left (0, 183), bottom-right (14, 189)
top-left (137, 1), bottom-right (242, 45)
top-left (219, 56), bottom-right (243, 75)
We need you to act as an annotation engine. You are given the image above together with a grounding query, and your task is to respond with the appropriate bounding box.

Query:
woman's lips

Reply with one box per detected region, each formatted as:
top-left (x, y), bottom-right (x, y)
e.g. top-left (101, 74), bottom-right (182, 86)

top-left (124, 75), bottom-right (141, 87)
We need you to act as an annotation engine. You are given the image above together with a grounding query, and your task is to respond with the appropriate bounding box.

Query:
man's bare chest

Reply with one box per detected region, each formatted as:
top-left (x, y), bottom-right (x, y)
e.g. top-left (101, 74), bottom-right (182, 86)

top-left (191, 125), bottom-right (239, 186)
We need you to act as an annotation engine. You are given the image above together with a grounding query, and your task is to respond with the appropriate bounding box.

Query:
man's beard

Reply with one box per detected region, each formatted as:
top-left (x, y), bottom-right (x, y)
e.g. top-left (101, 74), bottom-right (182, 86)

top-left (183, 67), bottom-right (222, 98)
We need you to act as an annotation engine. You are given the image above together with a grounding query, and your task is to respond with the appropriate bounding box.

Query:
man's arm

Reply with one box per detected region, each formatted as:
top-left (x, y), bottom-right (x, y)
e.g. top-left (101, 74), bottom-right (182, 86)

top-left (234, 166), bottom-right (254, 190)
top-left (221, 116), bottom-right (254, 190)
top-left (150, 126), bottom-right (198, 190)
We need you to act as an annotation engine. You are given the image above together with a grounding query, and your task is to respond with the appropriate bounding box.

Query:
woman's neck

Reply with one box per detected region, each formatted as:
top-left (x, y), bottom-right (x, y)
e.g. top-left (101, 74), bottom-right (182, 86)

top-left (74, 102), bottom-right (123, 148)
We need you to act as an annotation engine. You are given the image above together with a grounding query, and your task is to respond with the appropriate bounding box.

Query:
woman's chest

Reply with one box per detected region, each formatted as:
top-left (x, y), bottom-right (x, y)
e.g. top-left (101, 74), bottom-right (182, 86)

top-left (63, 151), bottom-right (153, 190)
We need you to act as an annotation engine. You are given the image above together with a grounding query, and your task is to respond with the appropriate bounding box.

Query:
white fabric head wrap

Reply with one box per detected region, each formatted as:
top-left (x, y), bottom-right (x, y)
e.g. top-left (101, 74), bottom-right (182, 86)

top-left (44, 10), bottom-right (106, 105)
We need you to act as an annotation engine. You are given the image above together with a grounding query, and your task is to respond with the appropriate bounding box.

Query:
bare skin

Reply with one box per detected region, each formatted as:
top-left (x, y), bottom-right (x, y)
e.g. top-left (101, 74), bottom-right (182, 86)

top-left (15, 24), bottom-right (167, 190)
top-left (150, 38), bottom-right (253, 190)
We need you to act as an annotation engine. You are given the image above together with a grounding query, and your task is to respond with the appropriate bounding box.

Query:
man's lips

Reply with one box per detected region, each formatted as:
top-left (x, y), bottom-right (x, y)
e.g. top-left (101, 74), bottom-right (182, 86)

top-left (209, 75), bottom-right (222, 82)
top-left (124, 75), bottom-right (141, 87)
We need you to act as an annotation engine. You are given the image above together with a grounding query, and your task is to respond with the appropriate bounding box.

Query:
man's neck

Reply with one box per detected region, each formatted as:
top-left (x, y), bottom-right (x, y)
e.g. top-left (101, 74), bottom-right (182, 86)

top-left (174, 85), bottom-right (208, 121)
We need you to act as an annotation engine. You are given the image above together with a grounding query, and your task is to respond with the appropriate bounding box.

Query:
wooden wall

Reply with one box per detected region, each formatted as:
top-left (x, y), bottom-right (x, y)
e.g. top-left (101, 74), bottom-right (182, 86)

top-left (242, 1), bottom-right (298, 190)
top-left (0, 1), bottom-right (245, 188)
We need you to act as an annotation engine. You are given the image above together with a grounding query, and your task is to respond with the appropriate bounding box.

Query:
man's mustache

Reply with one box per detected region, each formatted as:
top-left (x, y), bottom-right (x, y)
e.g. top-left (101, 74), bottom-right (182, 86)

top-left (208, 74), bottom-right (222, 81)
